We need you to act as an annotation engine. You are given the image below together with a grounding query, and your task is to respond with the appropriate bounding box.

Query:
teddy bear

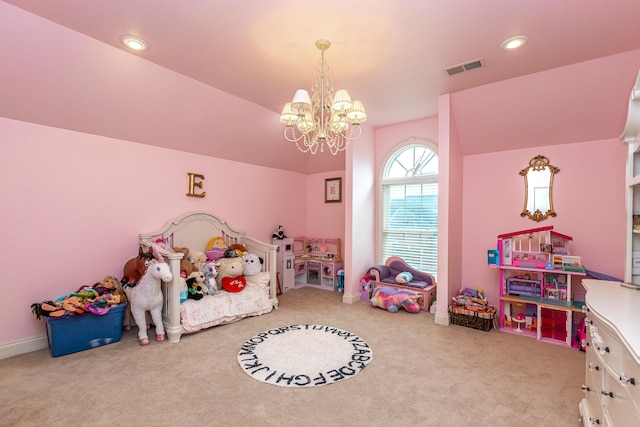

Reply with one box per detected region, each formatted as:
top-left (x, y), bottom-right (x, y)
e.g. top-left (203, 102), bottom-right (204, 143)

top-left (186, 271), bottom-right (207, 300)
top-left (200, 261), bottom-right (219, 295)
top-left (188, 251), bottom-right (207, 271)
top-left (242, 253), bottom-right (263, 276)
top-left (370, 286), bottom-right (421, 313)
top-left (215, 256), bottom-right (246, 292)
top-left (173, 247), bottom-right (195, 277)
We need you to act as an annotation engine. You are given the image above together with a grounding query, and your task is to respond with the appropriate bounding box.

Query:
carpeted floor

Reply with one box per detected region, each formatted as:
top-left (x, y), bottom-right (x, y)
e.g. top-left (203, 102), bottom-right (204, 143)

top-left (0, 287), bottom-right (585, 426)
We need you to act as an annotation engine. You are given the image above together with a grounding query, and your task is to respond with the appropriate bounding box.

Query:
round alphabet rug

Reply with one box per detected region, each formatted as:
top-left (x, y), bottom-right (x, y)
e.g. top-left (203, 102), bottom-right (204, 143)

top-left (237, 324), bottom-right (373, 387)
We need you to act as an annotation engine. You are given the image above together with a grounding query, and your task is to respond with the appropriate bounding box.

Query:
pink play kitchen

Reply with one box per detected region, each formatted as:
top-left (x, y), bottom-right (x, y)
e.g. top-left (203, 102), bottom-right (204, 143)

top-left (275, 237), bottom-right (343, 292)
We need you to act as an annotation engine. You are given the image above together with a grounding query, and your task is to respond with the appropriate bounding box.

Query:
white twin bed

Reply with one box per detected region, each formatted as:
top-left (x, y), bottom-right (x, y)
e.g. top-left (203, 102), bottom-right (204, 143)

top-left (138, 211), bottom-right (278, 343)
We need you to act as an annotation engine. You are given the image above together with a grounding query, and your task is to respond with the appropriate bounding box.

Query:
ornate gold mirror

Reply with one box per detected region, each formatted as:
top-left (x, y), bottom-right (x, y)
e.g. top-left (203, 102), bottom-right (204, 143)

top-left (520, 155), bottom-right (560, 222)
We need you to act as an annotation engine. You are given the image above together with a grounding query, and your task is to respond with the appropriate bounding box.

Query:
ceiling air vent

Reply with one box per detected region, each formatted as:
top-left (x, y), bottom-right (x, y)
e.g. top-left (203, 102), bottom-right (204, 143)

top-left (445, 58), bottom-right (485, 76)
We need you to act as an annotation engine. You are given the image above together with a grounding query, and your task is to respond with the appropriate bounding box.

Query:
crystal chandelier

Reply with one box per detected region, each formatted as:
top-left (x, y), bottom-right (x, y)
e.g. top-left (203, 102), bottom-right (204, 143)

top-left (280, 39), bottom-right (367, 155)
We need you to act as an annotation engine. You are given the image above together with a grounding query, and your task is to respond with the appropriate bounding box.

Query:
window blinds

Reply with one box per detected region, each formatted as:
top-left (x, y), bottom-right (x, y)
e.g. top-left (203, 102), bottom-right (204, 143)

top-left (381, 182), bottom-right (438, 278)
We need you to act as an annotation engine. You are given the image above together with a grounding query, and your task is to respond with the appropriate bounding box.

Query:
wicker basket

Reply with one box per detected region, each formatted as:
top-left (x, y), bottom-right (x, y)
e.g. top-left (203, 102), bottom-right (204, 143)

top-left (449, 306), bottom-right (494, 332)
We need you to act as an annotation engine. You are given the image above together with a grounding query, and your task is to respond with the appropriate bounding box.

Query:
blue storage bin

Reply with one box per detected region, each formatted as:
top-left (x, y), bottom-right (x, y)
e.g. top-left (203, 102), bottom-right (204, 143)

top-left (44, 304), bottom-right (126, 357)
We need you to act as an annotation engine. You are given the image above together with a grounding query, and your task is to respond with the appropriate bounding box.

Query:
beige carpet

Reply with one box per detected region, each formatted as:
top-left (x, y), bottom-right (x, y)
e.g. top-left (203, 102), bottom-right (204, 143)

top-left (0, 287), bottom-right (584, 427)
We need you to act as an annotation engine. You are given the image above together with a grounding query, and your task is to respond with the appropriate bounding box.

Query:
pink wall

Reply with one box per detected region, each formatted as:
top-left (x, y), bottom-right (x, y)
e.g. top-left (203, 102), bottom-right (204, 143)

top-left (438, 94), bottom-right (464, 319)
top-left (306, 172), bottom-right (345, 244)
top-left (0, 117), bottom-right (309, 344)
top-left (462, 139), bottom-right (627, 307)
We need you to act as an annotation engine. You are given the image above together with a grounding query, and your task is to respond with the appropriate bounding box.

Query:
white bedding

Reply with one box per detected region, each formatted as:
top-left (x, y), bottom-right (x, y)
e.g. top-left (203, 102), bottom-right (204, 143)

top-left (180, 272), bottom-right (272, 332)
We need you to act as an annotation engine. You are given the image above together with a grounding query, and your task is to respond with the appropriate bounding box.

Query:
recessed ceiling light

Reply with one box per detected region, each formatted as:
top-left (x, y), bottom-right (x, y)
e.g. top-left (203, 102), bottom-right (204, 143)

top-left (120, 35), bottom-right (148, 51)
top-left (500, 35), bottom-right (528, 51)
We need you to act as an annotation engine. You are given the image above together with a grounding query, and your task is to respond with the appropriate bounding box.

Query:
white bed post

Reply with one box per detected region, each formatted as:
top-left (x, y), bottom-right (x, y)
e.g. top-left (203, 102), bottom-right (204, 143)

top-left (164, 252), bottom-right (184, 343)
top-left (267, 248), bottom-right (278, 308)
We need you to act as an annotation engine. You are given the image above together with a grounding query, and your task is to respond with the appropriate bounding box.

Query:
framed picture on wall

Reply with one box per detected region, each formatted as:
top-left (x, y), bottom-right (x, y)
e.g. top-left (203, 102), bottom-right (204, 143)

top-left (502, 238), bottom-right (513, 266)
top-left (324, 177), bottom-right (342, 203)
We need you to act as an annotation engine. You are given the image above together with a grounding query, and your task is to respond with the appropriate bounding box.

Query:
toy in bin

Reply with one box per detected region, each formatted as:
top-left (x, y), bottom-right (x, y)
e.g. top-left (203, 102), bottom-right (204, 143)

top-left (31, 276), bottom-right (129, 357)
top-left (43, 304), bottom-right (127, 357)
top-left (449, 287), bottom-right (496, 332)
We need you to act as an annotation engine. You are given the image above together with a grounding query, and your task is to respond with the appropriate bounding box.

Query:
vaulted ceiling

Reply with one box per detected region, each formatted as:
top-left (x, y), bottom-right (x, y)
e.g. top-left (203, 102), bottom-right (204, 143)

top-left (2, 0), bottom-right (640, 174)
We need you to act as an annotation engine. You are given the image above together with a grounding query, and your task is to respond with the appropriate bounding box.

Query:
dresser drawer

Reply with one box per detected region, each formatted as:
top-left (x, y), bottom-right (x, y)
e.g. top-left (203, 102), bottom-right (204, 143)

top-left (589, 316), bottom-right (625, 375)
top-left (580, 398), bottom-right (603, 427)
top-left (585, 348), bottom-right (603, 391)
top-left (581, 281), bottom-right (640, 427)
top-left (604, 372), bottom-right (640, 427)
top-left (622, 346), bottom-right (640, 414)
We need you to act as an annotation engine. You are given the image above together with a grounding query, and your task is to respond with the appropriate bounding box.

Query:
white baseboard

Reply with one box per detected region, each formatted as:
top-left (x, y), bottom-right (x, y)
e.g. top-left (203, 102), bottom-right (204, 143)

top-left (0, 335), bottom-right (48, 360)
top-left (342, 292), bottom-right (361, 304)
top-left (434, 312), bottom-right (450, 326)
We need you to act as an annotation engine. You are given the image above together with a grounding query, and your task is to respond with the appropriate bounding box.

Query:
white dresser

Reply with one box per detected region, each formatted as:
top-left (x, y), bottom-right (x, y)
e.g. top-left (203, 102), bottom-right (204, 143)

top-left (580, 280), bottom-right (640, 426)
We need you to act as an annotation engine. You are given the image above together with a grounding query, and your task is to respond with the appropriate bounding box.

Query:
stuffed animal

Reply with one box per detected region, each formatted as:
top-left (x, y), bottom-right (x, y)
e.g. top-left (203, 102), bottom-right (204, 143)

top-left (206, 237), bottom-right (227, 261)
top-left (188, 251), bottom-right (207, 271)
top-left (121, 246), bottom-right (155, 285)
top-left (200, 261), bottom-right (219, 295)
top-left (223, 243), bottom-right (247, 258)
top-left (272, 225), bottom-right (287, 240)
top-left (370, 286), bottom-right (421, 313)
top-left (242, 253), bottom-right (263, 276)
top-left (206, 236), bottom-right (226, 251)
top-left (230, 243), bottom-right (248, 255)
top-left (187, 270), bottom-right (208, 294)
top-left (173, 247), bottom-right (195, 277)
top-left (221, 276), bottom-right (247, 292)
top-left (179, 277), bottom-right (188, 303)
top-left (215, 257), bottom-right (245, 292)
top-left (186, 271), bottom-right (205, 300)
top-left (395, 272), bottom-right (413, 285)
top-left (154, 237), bottom-right (174, 252)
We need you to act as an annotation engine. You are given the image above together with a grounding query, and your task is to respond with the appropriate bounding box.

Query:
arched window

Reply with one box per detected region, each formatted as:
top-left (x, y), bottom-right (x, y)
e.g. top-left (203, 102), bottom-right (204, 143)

top-left (379, 140), bottom-right (438, 278)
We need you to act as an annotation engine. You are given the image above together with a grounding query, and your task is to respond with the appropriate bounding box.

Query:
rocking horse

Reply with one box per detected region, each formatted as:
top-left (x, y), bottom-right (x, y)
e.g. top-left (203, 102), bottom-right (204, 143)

top-left (123, 248), bottom-right (173, 346)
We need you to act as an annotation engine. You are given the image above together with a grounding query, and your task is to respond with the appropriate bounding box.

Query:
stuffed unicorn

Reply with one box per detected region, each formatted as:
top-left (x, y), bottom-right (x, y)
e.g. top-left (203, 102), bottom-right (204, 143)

top-left (370, 286), bottom-right (421, 313)
top-left (124, 248), bottom-right (172, 346)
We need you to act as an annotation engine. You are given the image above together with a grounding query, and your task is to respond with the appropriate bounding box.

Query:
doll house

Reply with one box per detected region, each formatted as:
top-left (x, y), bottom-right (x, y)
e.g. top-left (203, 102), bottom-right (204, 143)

top-left (494, 226), bottom-right (586, 348)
